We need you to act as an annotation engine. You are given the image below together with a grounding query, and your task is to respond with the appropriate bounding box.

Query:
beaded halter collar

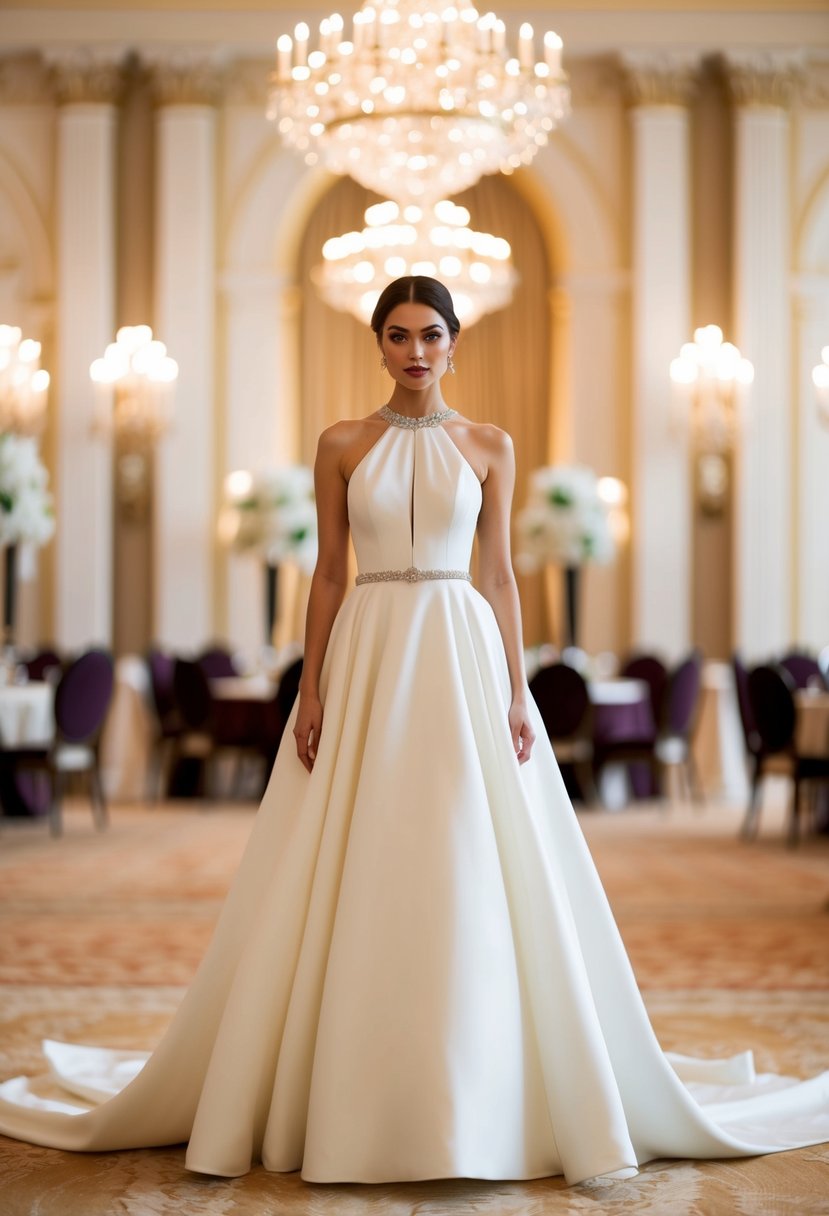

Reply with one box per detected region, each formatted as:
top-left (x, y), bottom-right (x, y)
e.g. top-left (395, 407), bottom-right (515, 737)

top-left (379, 404), bottom-right (457, 429)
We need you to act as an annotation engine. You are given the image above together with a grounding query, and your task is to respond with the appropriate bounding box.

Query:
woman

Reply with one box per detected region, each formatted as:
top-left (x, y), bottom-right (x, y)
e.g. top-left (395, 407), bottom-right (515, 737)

top-left (0, 277), bottom-right (827, 1184)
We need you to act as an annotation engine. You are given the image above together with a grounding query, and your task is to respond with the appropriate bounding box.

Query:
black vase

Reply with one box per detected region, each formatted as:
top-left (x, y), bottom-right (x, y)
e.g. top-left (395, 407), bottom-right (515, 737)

top-left (264, 562), bottom-right (279, 646)
top-left (3, 542), bottom-right (17, 649)
top-left (563, 564), bottom-right (580, 650)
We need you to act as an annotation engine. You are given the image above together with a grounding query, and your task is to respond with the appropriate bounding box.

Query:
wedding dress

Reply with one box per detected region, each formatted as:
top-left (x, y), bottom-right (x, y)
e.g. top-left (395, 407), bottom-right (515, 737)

top-left (1, 405), bottom-right (828, 1185)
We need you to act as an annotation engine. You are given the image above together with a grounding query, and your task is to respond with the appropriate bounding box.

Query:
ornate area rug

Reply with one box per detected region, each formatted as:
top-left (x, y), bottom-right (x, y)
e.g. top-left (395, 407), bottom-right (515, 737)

top-left (1, 799), bottom-right (827, 1215)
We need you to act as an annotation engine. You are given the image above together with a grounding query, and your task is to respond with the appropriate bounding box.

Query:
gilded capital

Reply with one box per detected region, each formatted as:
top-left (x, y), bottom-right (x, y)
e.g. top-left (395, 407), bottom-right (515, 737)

top-left (724, 51), bottom-right (805, 108)
top-left (0, 53), bottom-right (54, 105)
top-left (145, 52), bottom-right (226, 107)
top-left (46, 47), bottom-right (126, 105)
top-left (620, 51), bottom-right (700, 107)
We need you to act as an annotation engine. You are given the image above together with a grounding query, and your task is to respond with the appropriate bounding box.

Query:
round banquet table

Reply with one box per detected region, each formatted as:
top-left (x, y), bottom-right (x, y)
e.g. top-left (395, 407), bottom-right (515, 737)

top-left (0, 682), bottom-right (54, 817)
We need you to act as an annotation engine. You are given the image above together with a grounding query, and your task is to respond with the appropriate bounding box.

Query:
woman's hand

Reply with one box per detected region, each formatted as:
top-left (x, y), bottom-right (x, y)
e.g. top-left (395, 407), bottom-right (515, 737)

top-left (509, 698), bottom-right (535, 765)
top-left (294, 692), bottom-right (323, 773)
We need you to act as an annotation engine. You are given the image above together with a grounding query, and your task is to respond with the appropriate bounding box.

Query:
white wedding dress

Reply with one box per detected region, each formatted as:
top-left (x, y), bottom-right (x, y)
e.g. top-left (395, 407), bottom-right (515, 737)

top-left (1, 407), bottom-right (828, 1185)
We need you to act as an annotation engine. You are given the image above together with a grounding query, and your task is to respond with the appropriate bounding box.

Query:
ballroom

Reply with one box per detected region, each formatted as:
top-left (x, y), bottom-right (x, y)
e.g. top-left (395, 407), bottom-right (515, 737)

top-left (0, 0), bottom-right (828, 1212)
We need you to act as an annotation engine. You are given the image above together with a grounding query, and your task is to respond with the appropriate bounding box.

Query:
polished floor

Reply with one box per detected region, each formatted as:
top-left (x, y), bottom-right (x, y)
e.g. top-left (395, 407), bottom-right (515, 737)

top-left (0, 792), bottom-right (827, 1215)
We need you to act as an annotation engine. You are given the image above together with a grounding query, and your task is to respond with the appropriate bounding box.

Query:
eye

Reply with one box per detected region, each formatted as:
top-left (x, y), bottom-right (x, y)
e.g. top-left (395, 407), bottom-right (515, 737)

top-left (388, 333), bottom-right (406, 343)
top-left (424, 332), bottom-right (440, 342)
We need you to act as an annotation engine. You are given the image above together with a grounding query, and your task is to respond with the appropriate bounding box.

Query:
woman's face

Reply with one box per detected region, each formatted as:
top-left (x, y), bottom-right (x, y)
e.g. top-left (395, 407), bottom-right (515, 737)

top-left (378, 301), bottom-right (456, 391)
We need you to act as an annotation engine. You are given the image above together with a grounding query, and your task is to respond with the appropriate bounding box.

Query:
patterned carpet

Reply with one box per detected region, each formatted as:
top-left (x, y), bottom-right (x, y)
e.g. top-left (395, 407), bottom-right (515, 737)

top-left (0, 796), bottom-right (828, 1215)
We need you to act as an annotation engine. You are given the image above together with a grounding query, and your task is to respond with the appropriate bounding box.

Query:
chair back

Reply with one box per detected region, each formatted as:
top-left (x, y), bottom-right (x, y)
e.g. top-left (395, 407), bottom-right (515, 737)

top-left (663, 651), bottom-right (702, 737)
top-left (747, 665), bottom-right (796, 754)
top-left (54, 649), bottom-right (115, 743)
top-left (779, 650), bottom-right (821, 690)
top-left (146, 648), bottom-right (176, 720)
top-left (197, 645), bottom-right (238, 679)
top-left (276, 657), bottom-right (304, 721)
top-left (529, 663), bottom-right (590, 740)
top-left (732, 652), bottom-right (760, 753)
top-left (173, 659), bottom-right (214, 731)
top-left (25, 647), bottom-right (62, 682)
top-left (620, 653), bottom-right (668, 724)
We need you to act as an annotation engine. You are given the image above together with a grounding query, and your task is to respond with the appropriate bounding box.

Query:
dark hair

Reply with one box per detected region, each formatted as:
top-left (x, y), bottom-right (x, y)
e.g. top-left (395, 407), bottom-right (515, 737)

top-left (370, 276), bottom-right (461, 341)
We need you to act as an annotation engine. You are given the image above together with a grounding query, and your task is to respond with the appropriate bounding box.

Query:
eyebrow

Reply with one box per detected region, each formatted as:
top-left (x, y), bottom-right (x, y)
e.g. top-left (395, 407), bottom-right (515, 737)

top-left (386, 323), bottom-right (445, 334)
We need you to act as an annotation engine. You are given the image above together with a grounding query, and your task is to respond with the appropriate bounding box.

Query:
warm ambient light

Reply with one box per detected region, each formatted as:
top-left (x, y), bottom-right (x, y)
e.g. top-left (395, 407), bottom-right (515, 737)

top-left (0, 325), bottom-right (50, 436)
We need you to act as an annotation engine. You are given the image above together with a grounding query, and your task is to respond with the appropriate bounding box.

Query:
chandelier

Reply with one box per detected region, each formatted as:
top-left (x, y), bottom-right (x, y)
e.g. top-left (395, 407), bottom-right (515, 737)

top-left (812, 345), bottom-right (829, 427)
top-left (267, 0), bottom-right (570, 206)
top-left (314, 198), bottom-right (517, 325)
top-left (0, 326), bottom-right (50, 436)
top-left (90, 326), bottom-right (178, 520)
top-left (670, 324), bottom-right (754, 515)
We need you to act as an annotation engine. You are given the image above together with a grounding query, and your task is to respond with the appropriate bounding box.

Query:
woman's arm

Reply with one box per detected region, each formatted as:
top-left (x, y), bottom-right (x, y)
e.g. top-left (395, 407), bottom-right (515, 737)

top-left (293, 427), bottom-right (351, 772)
top-left (475, 427), bottom-right (536, 765)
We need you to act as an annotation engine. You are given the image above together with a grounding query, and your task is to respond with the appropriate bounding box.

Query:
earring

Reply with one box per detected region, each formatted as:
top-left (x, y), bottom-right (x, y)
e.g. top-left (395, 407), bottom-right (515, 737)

top-left (447, 354), bottom-right (456, 375)
top-left (380, 355), bottom-right (387, 370)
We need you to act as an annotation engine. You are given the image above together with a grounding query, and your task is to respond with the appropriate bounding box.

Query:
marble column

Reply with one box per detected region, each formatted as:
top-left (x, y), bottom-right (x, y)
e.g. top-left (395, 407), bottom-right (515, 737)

top-left (623, 53), bottom-right (698, 658)
top-left (150, 55), bottom-right (223, 651)
top-left (50, 50), bottom-right (123, 650)
top-left (726, 53), bottom-right (802, 660)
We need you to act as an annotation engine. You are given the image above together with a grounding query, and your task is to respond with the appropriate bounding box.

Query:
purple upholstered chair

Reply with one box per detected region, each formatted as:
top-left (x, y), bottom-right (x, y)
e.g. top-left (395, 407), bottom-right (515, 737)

top-left (744, 664), bottom-right (829, 844)
top-left (529, 663), bottom-right (596, 803)
top-left (23, 647), bottom-right (62, 683)
top-left (655, 651), bottom-right (704, 801)
top-left (171, 658), bottom-right (263, 799)
top-left (197, 645), bottom-right (239, 679)
top-left (620, 653), bottom-right (668, 726)
top-left (778, 650), bottom-right (821, 691)
top-left (145, 647), bottom-right (184, 800)
top-left (2, 649), bottom-right (115, 836)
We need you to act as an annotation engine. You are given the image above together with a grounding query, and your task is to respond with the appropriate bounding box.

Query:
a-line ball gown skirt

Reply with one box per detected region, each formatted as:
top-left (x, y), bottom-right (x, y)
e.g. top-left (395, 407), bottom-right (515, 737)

top-left (1, 409), bottom-right (828, 1184)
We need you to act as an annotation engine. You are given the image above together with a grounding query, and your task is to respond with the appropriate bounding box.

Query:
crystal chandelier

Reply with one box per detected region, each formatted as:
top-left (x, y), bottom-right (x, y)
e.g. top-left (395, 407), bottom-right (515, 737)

top-left (0, 325), bottom-right (50, 436)
top-left (267, 0), bottom-right (569, 206)
top-left (670, 325), bottom-right (754, 515)
top-left (314, 198), bottom-right (517, 325)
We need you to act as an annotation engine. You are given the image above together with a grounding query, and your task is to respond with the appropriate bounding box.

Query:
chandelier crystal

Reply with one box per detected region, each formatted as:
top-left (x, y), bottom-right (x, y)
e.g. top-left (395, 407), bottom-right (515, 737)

top-left (313, 198), bottom-right (517, 326)
top-left (267, 0), bottom-right (570, 206)
top-left (0, 325), bottom-right (50, 436)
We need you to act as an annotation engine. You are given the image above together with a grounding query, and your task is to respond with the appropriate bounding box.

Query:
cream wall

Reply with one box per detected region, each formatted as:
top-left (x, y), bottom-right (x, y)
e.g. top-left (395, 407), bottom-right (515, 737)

top-left (0, 5), bottom-right (828, 662)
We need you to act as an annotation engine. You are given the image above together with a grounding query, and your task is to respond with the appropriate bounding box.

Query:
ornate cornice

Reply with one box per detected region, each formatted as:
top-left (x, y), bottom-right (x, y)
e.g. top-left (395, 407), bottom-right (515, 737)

top-left (619, 51), bottom-right (700, 107)
top-left (222, 57), bottom-right (271, 107)
top-left (143, 51), bottom-right (227, 107)
top-left (0, 53), bottom-right (54, 105)
top-left (724, 51), bottom-right (805, 108)
top-left (45, 47), bottom-right (127, 105)
top-left (567, 56), bottom-right (627, 108)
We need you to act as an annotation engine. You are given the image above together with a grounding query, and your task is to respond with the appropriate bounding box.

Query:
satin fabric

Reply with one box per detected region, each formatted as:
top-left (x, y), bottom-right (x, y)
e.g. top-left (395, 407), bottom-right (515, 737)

top-left (1, 420), bottom-right (828, 1184)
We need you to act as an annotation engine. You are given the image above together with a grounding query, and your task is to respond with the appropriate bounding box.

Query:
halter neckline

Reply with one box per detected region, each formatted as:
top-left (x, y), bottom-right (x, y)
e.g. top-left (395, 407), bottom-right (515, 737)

top-left (379, 404), bottom-right (458, 430)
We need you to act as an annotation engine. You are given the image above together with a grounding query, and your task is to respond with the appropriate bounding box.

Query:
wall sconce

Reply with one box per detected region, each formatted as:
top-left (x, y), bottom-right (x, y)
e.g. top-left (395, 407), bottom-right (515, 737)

top-left (0, 325), bottom-right (50, 436)
top-left (669, 324), bottom-right (754, 516)
top-left (813, 346), bottom-right (829, 428)
top-left (90, 326), bottom-right (178, 521)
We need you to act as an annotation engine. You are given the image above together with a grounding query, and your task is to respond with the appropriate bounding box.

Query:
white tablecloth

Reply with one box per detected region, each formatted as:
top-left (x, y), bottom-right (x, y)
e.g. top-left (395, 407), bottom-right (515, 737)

top-left (0, 683), bottom-right (54, 747)
top-left (99, 657), bottom-right (154, 802)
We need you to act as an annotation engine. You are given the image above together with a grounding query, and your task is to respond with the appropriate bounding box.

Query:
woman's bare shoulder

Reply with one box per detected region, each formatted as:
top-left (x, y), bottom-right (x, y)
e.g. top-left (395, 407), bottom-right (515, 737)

top-left (450, 417), bottom-right (513, 455)
top-left (317, 415), bottom-right (385, 452)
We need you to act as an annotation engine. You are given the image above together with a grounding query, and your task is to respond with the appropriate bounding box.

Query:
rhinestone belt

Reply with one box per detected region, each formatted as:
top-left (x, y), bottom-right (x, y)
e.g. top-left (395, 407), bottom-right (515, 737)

top-left (356, 565), bottom-right (471, 586)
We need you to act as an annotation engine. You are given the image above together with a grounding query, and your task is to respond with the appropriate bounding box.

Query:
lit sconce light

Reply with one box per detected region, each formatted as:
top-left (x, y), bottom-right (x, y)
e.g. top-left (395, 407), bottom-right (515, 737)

top-left (597, 476), bottom-right (630, 546)
top-left (669, 324), bottom-right (754, 516)
top-left (812, 346), bottom-right (829, 428)
top-left (90, 326), bottom-right (178, 521)
top-left (0, 326), bottom-right (50, 436)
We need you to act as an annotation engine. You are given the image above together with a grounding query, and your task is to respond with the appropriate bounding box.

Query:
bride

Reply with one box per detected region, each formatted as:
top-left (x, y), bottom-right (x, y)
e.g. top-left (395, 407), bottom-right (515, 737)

top-left (0, 276), bottom-right (828, 1185)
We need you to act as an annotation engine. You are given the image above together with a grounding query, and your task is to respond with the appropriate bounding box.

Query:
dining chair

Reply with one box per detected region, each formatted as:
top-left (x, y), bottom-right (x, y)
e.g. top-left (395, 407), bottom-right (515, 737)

top-left (197, 644), bottom-right (239, 679)
top-left (594, 650), bottom-right (703, 805)
top-left (145, 647), bottom-right (184, 800)
top-left (619, 653), bottom-right (668, 727)
top-left (0, 649), bottom-right (115, 836)
top-left (529, 662), bottom-right (596, 803)
top-left (744, 663), bottom-right (829, 844)
top-left (171, 659), bottom-right (264, 799)
top-left (778, 650), bottom-right (822, 691)
top-left (23, 647), bottom-right (63, 683)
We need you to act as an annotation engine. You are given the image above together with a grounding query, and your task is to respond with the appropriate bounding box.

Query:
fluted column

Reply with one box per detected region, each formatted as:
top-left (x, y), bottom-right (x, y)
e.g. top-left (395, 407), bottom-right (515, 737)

top-left (50, 50), bottom-right (123, 650)
top-left (727, 53), bottom-right (802, 659)
top-left (150, 54), bottom-right (223, 650)
top-left (623, 53), bottom-right (698, 657)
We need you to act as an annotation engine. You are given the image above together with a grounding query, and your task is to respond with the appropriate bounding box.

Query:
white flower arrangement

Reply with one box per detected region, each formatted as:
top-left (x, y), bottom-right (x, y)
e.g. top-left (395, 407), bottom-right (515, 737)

top-left (515, 464), bottom-right (615, 571)
top-left (219, 465), bottom-right (318, 573)
top-left (0, 434), bottom-right (56, 560)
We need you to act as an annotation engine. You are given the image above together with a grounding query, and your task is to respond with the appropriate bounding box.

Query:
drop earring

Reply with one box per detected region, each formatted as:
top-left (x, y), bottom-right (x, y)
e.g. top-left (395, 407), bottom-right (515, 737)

top-left (447, 354), bottom-right (456, 375)
top-left (380, 355), bottom-right (387, 370)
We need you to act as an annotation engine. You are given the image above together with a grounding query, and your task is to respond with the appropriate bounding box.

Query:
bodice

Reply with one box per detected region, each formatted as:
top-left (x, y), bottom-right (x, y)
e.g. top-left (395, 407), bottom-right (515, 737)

top-left (347, 410), bottom-right (483, 578)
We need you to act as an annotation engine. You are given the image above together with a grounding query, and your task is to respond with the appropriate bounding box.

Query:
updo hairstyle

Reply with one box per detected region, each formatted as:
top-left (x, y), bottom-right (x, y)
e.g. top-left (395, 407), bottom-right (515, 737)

top-left (370, 277), bottom-right (461, 344)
